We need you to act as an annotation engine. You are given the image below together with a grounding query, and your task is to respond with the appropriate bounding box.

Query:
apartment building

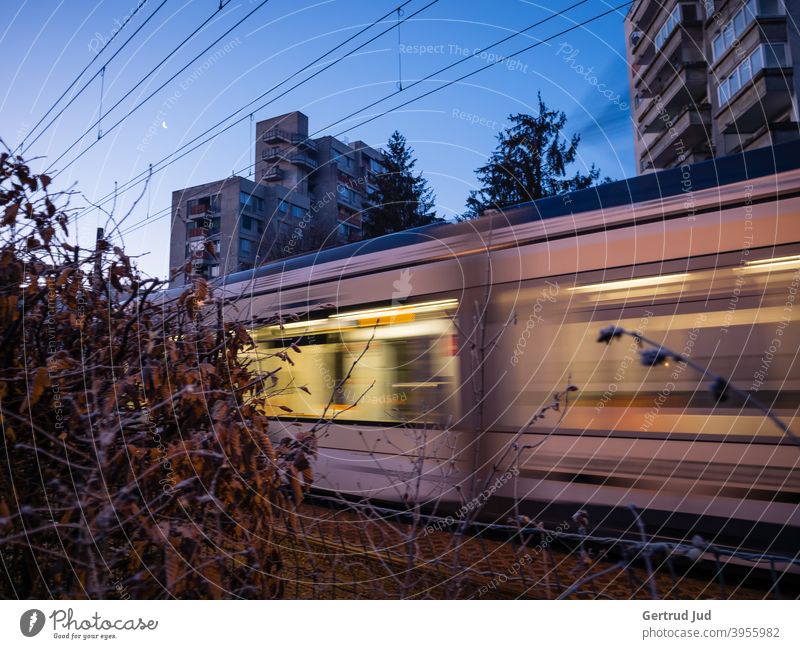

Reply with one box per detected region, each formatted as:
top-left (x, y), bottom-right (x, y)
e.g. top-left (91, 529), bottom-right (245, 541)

top-left (625, 0), bottom-right (799, 173)
top-left (169, 110), bottom-right (385, 287)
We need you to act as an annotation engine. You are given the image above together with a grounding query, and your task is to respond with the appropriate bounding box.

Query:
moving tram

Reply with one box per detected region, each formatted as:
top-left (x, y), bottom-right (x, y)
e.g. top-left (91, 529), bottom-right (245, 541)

top-left (205, 143), bottom-right (800, 556)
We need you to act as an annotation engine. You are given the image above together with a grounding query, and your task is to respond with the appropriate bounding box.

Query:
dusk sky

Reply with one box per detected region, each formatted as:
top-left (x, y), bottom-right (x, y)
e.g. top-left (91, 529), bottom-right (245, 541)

top-left (1, 0), bottom-right (633, 279)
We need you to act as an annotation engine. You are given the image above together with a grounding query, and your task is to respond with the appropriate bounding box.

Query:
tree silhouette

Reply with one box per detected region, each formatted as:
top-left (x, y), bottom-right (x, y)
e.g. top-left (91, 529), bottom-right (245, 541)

top-left (462, 93), bottom-right (604, 219)
top-left (363, 131), bottom-right (440, 238)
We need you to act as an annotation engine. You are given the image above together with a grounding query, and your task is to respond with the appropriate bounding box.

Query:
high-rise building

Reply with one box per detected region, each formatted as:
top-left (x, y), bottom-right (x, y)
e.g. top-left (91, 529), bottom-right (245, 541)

top-left (625, 0), bottom-right (799, 174)
top-left (169, 111), bottom-right (385, 286)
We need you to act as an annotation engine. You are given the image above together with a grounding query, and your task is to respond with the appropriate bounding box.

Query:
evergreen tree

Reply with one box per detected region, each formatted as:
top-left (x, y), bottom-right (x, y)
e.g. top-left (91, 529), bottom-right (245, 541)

top-left (363, 131), bottom-right (440, 237)
top-left (462, 93), bottom-right (603, 219)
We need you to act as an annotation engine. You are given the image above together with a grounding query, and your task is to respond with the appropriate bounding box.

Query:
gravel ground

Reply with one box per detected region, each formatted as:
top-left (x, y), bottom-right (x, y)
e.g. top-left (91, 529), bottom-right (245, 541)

top-left (272, 501), bottom-right (774, 600)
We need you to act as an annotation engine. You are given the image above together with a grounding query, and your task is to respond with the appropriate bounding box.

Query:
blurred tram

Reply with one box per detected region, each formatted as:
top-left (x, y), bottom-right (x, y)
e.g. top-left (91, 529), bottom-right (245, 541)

top-left (209, 143), bottom-right (800, 556)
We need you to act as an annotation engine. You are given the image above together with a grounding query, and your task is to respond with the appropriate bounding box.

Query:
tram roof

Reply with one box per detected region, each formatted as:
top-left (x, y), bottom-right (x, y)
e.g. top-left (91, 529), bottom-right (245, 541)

top-left (216, 140), bottom-right (799, 289)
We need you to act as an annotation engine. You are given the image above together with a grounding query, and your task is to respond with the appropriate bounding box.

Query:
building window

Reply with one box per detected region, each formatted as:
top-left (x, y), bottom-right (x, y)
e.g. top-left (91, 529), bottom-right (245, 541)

top-left (242, 215), bottom-right (252, 231)
top-left (240, 191), bottom-right (263, 212)
top-left (654, 5), bottom-right (681, 51)
top-left (717, 43), bottom-right (788, 106)
top-left (369, 158), bottom-right (385, 174)
top-left (712, 0), bottom-right (754, 61)
top-left (711, 0), bottom-right (784, 62)
top-left (333, 148), bottom-right (353, 171)
top-left (702, 0), bottom-right (715, 18)
top-left (240, 238), bottom-right (253, 256)
top-left (337, 184), bottom-right (356, 204)
top-left (208, 265), bottom-right (220, 278)
top-left (291, 205), bottom-right (305, 218)
top-left (278, 201), bottom-right (288, 214)
top-left (187, 195), bottom-right (220, 214)
top-left (189, 215), bottom-right (213, 233)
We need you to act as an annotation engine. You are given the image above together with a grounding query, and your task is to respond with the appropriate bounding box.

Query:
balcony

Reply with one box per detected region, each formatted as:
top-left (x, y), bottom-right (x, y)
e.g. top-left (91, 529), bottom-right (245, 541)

top-left (262, 147), bottom-right (288, 162)
top-left (291, 133), bottom-right (317, 152)
top-left (262, 166), bottom-right (283, 181)
top-left (290, 153), bottom-right (317, 170)
top-left (262, 127), bottom-right (293, 144)
top-left (187, 227), bottom-right (208, 240)
top-left (337, 218), bottom-right (361, 243)
top-left (718, 69), bottom-right (794, 134)
top-left (189, 204), bottom-right (213, 216)
top-left (262, 127), bottom-right (317, 150)
top-left (190, 246), bottom-right (213, 265)
top-left (337, 191), bottom-right (359, 209)
top-left (638, 64), bottom-right (708, 132)
top-left (636, 19), bottom-right (704, 97)
top-left (628, 0), bottom-right (666, 41)
top-left (644, 105), bottom-right (711, 168)
top-left (715, 43), bottom-right (793, 134)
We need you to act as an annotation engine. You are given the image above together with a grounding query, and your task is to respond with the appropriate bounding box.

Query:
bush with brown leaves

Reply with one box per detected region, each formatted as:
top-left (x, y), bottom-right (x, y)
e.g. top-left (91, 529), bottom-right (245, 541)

top-left (0, 147), bottom-right (308, 599)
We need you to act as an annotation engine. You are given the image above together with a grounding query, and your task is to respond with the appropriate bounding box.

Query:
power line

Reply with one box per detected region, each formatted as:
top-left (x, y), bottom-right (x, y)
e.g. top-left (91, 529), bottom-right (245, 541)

top-left (308, 0), bottom-right (591, 139)
top-left (46, 0), bottom-right (259, 176)
top-left (328, 1), bottom-right (632, 140)
top-left (114, 1), bottom-right (631, 244)
top-left (67, 0), bottom-right (430, 227)
top-left (16, 0), bottom-right (164, 156)
top-left (225, 0), bottom-right (625, 180)
top-left (74, 0), bottom-right (580, 231)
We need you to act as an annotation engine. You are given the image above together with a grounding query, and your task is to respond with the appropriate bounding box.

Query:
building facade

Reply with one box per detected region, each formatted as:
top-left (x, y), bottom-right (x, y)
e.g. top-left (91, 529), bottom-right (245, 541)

top-left (169, 111), bottom-right (384, 286)
top-left (625, 0), bottom-right (799, 173)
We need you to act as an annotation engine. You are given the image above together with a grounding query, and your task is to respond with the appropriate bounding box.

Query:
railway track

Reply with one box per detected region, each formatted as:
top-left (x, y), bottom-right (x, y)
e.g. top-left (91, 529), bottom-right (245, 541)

top-left (272, 501), bottom-right (771, 599)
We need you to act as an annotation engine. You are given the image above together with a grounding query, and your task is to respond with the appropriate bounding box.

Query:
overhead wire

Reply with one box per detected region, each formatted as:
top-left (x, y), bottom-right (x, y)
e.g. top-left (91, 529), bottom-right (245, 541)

top-left (199, 1), bottom-right (629, 185)
top-left (112, 1), bottom-right (631, 244)
top-left (16, 0), bottom-right (165, 156)
top-left (64, 0), bottom-right (429, 227)
top-left (45, 0), bottom-right (264, 175)
top-left (327, 1), bottom-right (632, 139)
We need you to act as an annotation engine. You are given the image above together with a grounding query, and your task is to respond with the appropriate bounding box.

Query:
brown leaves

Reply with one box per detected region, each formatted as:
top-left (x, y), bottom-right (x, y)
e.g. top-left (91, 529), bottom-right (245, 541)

top-left (0, 149), bottom-right (302, 599)
top-left (202, 561), bottom-right (222, 600)
top-left (0, 499), bottom-right (11, 531)
top-left (289, 466), bottom-right (303, 508)
top-left (0, 294), bottom-right (18, 323)
top-left (3, 202), bottom-right (19, 226)
top-left (20, 367), bottom-right (49, 412)
top-left (194, 277), bottom-right (209, 303)
top-left (55, 267), bottom-right (73, 287)
top-left (165, 545), bottom-right (179, 592)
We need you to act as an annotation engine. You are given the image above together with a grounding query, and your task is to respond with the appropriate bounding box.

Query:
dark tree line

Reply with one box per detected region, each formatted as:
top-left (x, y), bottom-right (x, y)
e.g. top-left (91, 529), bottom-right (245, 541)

top-left (365, 93), bottom-right (608, 233)
top-left (363, 130), bottom-right (441, 238)
top-left (463, 93), bottom-right (606, 219)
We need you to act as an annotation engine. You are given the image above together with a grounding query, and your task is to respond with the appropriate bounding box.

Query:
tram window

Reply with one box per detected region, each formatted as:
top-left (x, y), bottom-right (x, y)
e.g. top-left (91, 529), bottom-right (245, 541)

top-left (246, 299), bottom-right (460, 423)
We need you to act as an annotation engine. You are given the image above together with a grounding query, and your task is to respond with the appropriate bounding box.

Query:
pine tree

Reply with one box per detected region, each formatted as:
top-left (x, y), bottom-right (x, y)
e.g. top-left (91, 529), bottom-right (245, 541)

top-left (363, 131), bottom-right (440, 238)
top-left (462, 93), bottom-right (603, 219)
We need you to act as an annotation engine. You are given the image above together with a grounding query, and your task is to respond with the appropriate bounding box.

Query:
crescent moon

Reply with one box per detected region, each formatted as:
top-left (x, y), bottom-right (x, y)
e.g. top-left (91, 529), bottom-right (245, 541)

top-left (161, 121), bottom-right (168, 129)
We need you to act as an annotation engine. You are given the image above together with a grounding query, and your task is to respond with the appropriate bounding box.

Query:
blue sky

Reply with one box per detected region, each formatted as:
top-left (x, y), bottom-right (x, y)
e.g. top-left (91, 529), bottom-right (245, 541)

top-left (1, 0), bottom-right (634, 279)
